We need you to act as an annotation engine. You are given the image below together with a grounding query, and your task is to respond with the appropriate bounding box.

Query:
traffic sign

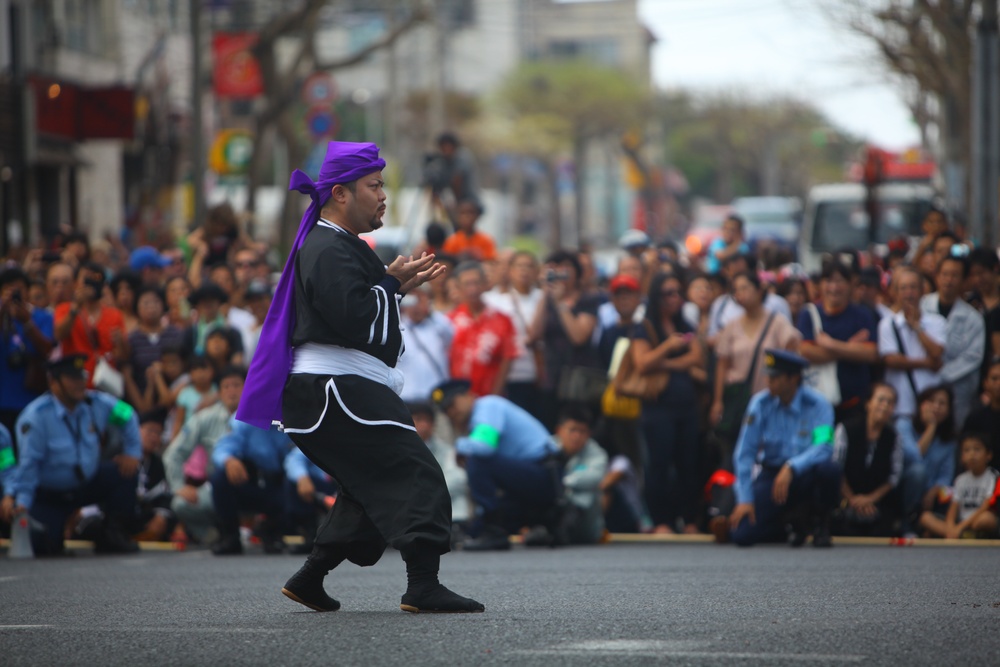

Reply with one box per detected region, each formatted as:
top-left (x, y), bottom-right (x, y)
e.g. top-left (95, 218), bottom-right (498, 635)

top-left (302, 73), bottom-right (338, 106)
top-left (305, 107), bottom-right (338, 139)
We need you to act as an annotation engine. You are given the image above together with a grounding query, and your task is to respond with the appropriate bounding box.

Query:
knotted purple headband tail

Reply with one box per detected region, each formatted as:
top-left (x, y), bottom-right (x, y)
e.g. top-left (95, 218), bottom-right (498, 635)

top-left (236, 142), bottom-right (386, 429)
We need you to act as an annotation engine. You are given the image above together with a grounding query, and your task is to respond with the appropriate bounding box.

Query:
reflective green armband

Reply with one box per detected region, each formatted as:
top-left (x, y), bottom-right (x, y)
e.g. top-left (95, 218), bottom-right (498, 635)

top-left (109, 400), bottom-right (135, 426)
top-left (0, 446), bottom-right (14, 471)
top-left (812, 424), bottom-right (834, 446)
top-left (469, 424), bottom-right (500, 449)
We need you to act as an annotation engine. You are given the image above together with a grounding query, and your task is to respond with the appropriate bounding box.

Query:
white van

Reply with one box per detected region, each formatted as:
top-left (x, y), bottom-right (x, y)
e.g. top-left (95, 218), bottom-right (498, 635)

top-left (799, 182), bottom-right (937, 272)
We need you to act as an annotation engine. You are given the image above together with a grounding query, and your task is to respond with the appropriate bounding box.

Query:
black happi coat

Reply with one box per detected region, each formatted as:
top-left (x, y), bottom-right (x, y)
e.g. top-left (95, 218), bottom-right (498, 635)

top-left (286, 223), bottom-right (413, 429)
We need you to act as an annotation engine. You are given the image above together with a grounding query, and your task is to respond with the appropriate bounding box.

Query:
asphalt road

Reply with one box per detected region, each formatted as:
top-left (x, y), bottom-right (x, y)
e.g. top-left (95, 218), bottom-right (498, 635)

top-left (1, 542), bottom-right (998, 666)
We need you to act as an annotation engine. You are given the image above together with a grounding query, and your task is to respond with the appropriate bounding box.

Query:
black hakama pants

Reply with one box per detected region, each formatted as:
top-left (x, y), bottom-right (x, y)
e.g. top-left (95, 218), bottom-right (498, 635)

top-left (282, 373), bottom-right (452, 565)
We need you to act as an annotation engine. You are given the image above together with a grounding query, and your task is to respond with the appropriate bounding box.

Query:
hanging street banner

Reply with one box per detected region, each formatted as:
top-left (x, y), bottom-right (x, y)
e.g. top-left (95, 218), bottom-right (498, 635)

top-left (213, 33), bottom-right (263, 99)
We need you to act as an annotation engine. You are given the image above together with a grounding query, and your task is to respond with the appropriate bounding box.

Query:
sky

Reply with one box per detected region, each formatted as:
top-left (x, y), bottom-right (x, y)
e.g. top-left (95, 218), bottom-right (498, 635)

top-left (637, 0), bottom-right (922, 150)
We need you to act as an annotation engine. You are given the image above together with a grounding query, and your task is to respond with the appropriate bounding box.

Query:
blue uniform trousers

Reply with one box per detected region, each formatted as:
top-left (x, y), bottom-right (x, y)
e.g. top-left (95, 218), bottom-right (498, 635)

top-left (210, 462), bottom-right (284, 532)
top-left (284, 477), bottom-right (337, 526)
top-left (732, 460), bottom-right (841, 547)
top-left (30, 461), bottom-right (137, 554)
top-left (465, 454), bottom-right (561, 532)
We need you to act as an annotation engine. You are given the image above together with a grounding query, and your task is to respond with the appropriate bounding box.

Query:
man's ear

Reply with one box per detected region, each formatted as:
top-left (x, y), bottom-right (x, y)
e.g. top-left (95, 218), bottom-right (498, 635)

top-left (330, 184), bottom-right (350, 204)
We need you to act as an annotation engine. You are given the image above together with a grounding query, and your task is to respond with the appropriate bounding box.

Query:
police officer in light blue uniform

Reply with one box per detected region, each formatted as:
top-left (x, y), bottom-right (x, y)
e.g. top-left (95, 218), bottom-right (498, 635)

top-left (433, 379), bottom-right (561, 551)
top-left (0, 354), bottom-right (141, 555)
top-left (209, 416), bottom-right (292, 555)
top-left (729, 349), bottom-right (841, 548)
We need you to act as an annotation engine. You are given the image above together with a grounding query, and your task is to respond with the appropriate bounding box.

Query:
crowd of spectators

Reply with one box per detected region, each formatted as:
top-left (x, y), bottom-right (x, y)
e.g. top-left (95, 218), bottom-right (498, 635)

top-left (2, 200), bottom-right (1000, 555)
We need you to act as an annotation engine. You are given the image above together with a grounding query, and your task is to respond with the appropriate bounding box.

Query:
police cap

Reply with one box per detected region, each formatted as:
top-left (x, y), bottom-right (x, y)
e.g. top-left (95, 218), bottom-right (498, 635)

top-left (48, 354), bottom-right (89, 379)
top-left (431, 379), bottom-right (472, 410)
top-left (763, 349), bottom-right (809, 376)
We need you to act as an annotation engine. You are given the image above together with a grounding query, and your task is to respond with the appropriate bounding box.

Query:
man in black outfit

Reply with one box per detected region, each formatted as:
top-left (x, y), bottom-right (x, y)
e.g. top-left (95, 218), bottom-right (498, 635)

top-left (239, 142), bottom-right (482, 614)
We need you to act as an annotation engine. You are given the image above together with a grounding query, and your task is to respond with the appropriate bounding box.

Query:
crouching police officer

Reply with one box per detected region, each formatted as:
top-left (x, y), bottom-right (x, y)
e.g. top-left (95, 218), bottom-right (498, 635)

top-left (0, 354), bottom-right (141, 555)
top-left (210, 416), bottom-right (292, 555)
top-left (728, 350), bottom-right (841, 548)
top-left (433, 379), bottom-right (562, 551)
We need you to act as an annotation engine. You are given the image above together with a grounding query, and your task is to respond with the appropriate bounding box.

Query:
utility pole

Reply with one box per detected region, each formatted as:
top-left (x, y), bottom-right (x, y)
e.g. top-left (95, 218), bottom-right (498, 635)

top-left (3, 0), bottom-right (26, 255)
top-left (190, 0), bottom-right (206, 227)
top-left (971, 0), bottom-right (1000, 247)
top-left (429, 0), bottom-right (447, 136)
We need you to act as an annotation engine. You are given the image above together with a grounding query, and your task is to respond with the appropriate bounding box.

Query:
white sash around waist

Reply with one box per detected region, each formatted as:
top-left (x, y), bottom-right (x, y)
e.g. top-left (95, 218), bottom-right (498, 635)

top-left (291, 343), bottom-right (404, 395)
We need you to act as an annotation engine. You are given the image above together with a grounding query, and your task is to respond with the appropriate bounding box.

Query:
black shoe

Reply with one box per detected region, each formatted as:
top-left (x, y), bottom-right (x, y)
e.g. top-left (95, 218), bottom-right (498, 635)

top-left (282, 569), bottom-right (341, 612)
top-left (94, 522), bottom-right (140, 554)
top-left (289, 542), bottom-right (313, 556)
top-left (462, 526), bottom-right (511, 552)
top-left (523, 525), bottom-right (554, 548)
top-left (262, 538), bottom-right (286, 554)
top-left (255, 516), bottom-right (286, 554)
top-left (400, 584), bottom-right (485, 614)
top-left (211, 533), bottom-right (243, 556)
top-left (812, 521), bottom-right (833, 548)
top-left (281, 544), bottom-right (345, 612)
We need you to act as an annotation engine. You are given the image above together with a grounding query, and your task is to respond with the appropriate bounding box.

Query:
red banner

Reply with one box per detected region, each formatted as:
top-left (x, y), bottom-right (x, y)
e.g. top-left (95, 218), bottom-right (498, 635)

top-left (213, 33), bottom-right (263, 99)
top-left (31, 77), bottom-right (134, 140)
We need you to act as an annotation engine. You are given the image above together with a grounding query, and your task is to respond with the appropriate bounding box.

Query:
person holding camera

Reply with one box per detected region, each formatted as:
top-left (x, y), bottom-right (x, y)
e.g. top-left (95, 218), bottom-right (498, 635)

top-left (0, 268), bottom-right (54, 436)
top-left (530, 250), bottom-right (601, 431)
top-left (422, 132), bottom-right (481, 224)
top-left (53, 262), bottom-right (128, 389)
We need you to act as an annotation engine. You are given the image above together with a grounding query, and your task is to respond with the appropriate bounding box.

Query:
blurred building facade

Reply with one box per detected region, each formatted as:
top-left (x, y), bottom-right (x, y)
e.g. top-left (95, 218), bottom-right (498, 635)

top-left (1, 0), bottom-right (653, 252)
top-left (313, 0), bottom-right (654, 246)
top-left (0, 0), bottom-right (192, 251)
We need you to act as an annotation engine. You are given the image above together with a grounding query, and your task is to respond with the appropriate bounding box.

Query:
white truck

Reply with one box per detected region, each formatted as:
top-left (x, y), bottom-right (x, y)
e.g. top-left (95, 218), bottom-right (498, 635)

top-left (798, 182), bottom-right (937, 273)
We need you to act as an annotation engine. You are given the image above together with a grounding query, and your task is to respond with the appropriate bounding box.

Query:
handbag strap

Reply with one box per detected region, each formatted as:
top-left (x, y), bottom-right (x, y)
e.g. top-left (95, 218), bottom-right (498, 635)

top-left (640, 319), bottom-right (660, 347)
top-left (807, 302), bottom-right (823, 337)
top-left (745, 312), bottom-right (776, 385)
top-left (890, 318), bottom-right (920, 402)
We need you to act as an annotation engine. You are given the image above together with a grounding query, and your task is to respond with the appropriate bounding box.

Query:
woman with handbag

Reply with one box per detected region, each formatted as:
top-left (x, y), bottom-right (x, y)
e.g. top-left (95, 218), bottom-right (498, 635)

top-left (711, 272), bottom-right (800, 462)
top-left (530, 250), bottom-right (602, 431)
top-left (631, 272), bottom-right (705, 534)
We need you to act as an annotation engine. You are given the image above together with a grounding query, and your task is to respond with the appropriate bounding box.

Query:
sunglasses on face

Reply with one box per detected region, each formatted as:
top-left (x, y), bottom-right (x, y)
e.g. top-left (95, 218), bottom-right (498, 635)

top-left (660, 290), bottom-right (681, 298)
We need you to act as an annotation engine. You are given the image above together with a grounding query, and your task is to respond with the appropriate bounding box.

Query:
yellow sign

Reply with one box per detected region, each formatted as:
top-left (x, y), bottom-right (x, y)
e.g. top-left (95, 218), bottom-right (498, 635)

top-left (209, 129), bottom-right (254, 175)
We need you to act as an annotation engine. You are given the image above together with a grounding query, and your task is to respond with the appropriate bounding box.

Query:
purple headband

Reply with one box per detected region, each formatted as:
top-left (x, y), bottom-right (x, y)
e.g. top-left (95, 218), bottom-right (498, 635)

top-left (236, 141), bottom-right (386, 429)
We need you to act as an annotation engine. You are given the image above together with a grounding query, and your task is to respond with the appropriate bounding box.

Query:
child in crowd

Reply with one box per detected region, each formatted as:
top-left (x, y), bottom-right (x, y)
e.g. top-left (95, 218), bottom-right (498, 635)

top-left (204, 328), bottom-right (236, 377)
top-left (171, 356), bottom-right (217, 441)
top-left (157, 345), bottom-right (189, 443)
top-left (129, 410), bottom-right (176, 542)
top-left (919, 433), bottom-right (999, 538)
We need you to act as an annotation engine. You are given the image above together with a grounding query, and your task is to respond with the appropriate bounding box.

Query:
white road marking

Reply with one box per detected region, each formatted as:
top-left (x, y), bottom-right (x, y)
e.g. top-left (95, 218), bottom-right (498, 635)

top-left (0, 576), bottom-right (21, 583)
top-left (0, 626), bottom-right (286, 634)
top-left (516, 639), bottom-right (865, 662)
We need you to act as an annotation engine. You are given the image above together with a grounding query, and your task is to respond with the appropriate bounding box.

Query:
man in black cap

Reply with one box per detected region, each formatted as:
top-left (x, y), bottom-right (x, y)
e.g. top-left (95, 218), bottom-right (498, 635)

top-left (0, 354), bottom-right (142, 555)
top-left (725, 349), bottom-right (841, 547)
top-left (432, 379), bottom-right (563, 551)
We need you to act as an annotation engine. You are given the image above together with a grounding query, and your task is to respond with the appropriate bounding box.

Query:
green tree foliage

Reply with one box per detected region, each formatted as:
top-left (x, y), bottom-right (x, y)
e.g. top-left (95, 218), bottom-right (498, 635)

top-left (497, 60), bottom-right (649, 243)
top-left (660, 91), bottom-right (860, 202)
